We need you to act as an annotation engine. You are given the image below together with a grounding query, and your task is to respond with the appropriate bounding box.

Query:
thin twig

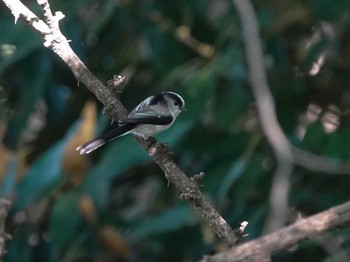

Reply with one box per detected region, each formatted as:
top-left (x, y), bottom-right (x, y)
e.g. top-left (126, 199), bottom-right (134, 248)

top-left (292, 146), bottom-right (350, 174)
top-left (232, 0), bottom-right (294, 232)
top-left (37, 0), bottom-right (55, 29)
top-left (202, 200), bottom-right (350, 262)
top-left (1, 0), bottom-right (242, 247)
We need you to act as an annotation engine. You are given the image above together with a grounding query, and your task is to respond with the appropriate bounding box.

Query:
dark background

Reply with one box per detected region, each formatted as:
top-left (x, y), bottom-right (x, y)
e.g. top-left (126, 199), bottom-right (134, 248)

top-left (1, 0), bottom-right (350, 261)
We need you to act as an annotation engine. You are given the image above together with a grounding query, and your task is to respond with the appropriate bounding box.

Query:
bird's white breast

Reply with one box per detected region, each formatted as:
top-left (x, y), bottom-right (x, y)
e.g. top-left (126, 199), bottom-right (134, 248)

top-left (131, 124), bottom-right (172, 139)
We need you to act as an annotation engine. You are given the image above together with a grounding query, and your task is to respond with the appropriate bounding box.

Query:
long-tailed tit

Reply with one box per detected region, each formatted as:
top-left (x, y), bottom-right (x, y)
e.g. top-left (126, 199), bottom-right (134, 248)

top-left (77, 91), bottom-right (186, 154)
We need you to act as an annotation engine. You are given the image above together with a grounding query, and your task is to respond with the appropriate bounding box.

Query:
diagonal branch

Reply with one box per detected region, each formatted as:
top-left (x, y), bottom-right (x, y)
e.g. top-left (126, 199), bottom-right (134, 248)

top-left (202, 200), bottom-right (350, 262)
top-left (1, 0), bottom-right (242, 247)
top-left (2, 0), bottom-right (50, 34)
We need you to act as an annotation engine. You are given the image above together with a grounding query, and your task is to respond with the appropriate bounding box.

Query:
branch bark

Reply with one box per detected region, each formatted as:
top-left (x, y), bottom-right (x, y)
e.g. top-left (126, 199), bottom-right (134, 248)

top-left (202, 200), bottom-right (350, 262)
top-left (1, 0), bottom-right (242, 247)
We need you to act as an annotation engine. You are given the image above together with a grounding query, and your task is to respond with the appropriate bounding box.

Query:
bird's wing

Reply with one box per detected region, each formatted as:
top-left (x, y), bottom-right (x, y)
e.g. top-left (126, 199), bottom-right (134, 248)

top-left (119, 110), bottom-right (173, 125)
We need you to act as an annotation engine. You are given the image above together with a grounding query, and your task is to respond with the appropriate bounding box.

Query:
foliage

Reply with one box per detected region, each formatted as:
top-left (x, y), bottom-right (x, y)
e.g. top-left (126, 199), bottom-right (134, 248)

top-left (1, 0), bottom-right (350, 261)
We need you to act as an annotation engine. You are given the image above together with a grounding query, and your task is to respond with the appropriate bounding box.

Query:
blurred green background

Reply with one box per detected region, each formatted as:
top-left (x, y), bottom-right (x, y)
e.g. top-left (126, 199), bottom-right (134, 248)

top-left (1, 0), bottom-right (350, 261)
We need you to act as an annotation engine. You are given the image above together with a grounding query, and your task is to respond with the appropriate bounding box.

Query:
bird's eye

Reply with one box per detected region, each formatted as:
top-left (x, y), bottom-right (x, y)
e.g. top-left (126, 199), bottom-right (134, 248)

top-left (173, 101), bottom-right (179, 106)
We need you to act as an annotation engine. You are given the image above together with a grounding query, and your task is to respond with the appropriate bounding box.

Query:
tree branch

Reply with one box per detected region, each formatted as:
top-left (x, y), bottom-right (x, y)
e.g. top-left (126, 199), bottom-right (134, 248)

top-left (232, 0), bottom-right (294, 232)
top-left (2, 0), bottom-right (50, 35)
top-left (232, 0), bottom-right (350, 232)
top-left (292, 146), bottom-right (350, 174)
top-left (202, 200), bottom-right (350, 262)
top-left (1, 0), bottom-right (243, 247)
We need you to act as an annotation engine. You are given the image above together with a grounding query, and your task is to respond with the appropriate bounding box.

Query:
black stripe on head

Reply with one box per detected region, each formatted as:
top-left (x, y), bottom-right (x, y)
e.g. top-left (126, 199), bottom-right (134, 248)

top-left (149, 93), bottom-right (166, 106)
top-left (165, 92), bottom-right (184, 108)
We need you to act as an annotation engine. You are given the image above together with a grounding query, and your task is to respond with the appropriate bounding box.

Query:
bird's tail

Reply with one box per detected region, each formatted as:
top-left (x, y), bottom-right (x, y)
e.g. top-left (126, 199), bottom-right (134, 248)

top-left (76, 123), bottom-right (136, 154)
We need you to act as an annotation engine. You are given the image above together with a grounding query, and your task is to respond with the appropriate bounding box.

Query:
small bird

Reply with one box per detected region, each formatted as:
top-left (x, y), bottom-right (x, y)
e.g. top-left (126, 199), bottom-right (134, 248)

top-left (76, 91), bottom-right (186, 154)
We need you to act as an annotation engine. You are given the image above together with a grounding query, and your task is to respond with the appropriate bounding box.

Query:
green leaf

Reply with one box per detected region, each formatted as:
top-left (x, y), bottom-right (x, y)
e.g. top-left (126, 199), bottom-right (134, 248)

top-left (129, 204), bottom-right (193, 241)
top-left (217, 157), bottom-right (245, 201)
top-left (49, 191), bottom-right (81, 247)
top-left (14, 142), bottom-right (65, 209)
